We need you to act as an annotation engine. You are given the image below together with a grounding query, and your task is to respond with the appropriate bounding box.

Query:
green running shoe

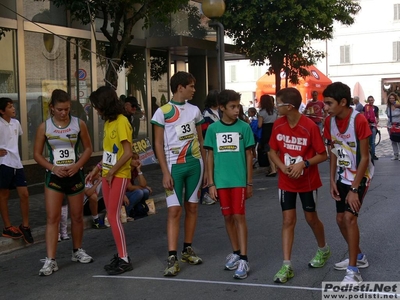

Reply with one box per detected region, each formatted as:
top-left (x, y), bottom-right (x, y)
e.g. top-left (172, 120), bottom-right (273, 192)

top-left (181, 246), bottom-right (203, 265)
top-left (273, 264), bottom-right (294, 283)
top-left (308, 246), bottom-right (331, 268)
top-left (164, 255), bottom-right (180, 276)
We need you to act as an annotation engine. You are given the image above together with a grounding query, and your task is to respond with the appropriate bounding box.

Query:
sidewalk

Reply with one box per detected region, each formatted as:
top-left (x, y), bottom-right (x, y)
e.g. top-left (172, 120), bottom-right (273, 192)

top-left (0, 129), bottom-right (394, 254)
top-left (0, 163), bottom-right (167, 254)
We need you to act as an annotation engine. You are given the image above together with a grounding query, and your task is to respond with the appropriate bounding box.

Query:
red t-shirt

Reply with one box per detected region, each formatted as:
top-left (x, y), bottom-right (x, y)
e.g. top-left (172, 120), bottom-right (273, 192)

top-left (305, 100), bottom-right (325, 124)
top-left (270, 115), bottom-right (326, 192)
top-left (323, 109), bottom-right (371, 142)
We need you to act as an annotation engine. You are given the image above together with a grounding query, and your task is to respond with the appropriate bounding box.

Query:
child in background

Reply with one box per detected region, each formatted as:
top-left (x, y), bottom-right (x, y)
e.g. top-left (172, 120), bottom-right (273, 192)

top-left (0, 97), bottom-right (34, 244)
top-left (204, 89), bottom-right (255, 279)
top-left (123, 152), bottom-right (152, 220)
top-left (248, 107), bottom-right (261, 167)
top-left (84, 165), bottom-right (107, 229)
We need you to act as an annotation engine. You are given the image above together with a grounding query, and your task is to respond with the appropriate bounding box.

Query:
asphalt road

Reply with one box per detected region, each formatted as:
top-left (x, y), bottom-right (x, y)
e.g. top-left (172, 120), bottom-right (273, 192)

top-left (0, 156), bottom-right (399, 300)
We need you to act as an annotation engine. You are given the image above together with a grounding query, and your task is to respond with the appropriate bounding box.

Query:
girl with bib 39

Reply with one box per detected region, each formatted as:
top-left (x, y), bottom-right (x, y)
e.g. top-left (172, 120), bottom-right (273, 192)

top-left (34, 89), bottom-right (93, 276)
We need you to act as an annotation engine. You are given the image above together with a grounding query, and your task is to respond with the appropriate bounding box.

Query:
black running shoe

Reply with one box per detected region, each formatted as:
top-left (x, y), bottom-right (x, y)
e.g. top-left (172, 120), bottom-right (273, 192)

top-left (2, 226), bottom-right (23, 239)
top-left (92, 218), bottom-right (107, 229)
top-left (106, 257), bottom-right (133, 275)
top-left (19, 224), bottom-right (34, 244)
top-left (104, 254), bottom-right (119, 271)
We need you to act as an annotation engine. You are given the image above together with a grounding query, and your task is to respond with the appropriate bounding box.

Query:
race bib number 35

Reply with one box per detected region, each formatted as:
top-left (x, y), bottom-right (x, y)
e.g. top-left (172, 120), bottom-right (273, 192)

top-left (53, 148), bottom-right (75, 166)
top-left (216, 132), bottom-right (240, 152)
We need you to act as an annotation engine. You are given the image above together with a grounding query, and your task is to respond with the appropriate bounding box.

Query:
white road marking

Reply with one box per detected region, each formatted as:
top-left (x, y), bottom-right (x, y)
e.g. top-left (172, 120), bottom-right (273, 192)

top-left (93, 275), bottom-right (322, 291)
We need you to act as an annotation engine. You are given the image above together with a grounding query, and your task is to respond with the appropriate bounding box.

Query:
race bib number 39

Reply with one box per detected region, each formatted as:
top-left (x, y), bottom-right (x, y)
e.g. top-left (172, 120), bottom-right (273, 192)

top-left (216, 132), bottom-right (240, 152)
top-left (53, 148), bottom-right (75, 166)
top-left (102, 151), bottom-right (117, 170)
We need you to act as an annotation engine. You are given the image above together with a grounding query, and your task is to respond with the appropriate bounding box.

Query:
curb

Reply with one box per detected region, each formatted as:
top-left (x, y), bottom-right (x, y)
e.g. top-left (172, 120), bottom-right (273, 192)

top-left (0, 193), bottom-right (166, 255)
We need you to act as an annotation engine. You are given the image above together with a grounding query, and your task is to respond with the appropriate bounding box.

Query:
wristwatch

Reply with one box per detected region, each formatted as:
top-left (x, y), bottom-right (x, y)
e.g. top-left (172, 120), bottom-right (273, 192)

top-left (350, 187), bottom-right (358, 193)
top-left (304, 160), bottom-right (310, 168)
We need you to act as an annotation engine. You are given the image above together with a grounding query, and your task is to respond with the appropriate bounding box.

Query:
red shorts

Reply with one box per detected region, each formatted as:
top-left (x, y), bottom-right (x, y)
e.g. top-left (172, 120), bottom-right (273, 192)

top-left (217, 187), bottom-right (246, 216)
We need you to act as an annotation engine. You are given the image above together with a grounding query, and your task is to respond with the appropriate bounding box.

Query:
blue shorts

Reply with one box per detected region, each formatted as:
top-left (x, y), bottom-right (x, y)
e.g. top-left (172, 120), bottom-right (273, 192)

top-left (0, 165), bottom-right (27, 189)
top-left (279, 189), bottom-right (318, 212)
top-left (45, 170), bottom-right (85, 195)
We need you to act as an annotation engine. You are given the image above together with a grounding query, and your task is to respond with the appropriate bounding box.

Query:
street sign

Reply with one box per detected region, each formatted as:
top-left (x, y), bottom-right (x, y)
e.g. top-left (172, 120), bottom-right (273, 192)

top-left (76, 69), bottom-right (87, 80)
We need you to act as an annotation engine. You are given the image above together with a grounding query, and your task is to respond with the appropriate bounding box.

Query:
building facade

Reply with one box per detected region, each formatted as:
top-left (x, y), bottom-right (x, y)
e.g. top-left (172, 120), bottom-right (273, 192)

top-left (0, 0), bottom-right (239, 182)
top-left (226, 0), bottom-right (400, 112)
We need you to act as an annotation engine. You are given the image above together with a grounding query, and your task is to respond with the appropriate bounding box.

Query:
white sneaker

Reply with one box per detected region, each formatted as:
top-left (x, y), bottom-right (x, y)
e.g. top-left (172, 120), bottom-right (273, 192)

top-left (233, 259), bottom-right (250, 279)
top-left (71, 248), bottom-right (94, 263)
top-left (341, 268), bottom-right (363, 286)
top-left (202, 193), bottom-right (216, 205)
top-left (225, 253), bottom-right (240, 270)
top-left (391, 155), bottom-right (399, 160)
top-left (39, 257), bottom-right (58, 276)
top-left (334, 255), bottom-right (369, 270)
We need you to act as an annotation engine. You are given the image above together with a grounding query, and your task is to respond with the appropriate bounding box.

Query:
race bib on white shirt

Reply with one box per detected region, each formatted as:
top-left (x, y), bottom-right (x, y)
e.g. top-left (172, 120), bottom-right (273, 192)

top-left (102, 151), bottom-right (117, 170)
top-left (53, 148), bottom-right (75, 166)
top-left (216, 132), bottom-right (240, 152)
top-left (175, 121), bottom-right (196, 141)
top-left (284, 153), bottom-right (304, 175)
top-left (331, 146), bottom-right (352, 168)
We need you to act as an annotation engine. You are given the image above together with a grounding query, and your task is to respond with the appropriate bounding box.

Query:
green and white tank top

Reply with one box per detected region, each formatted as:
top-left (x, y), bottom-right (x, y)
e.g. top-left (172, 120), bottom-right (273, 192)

top-left (45, 116), bottom-right (81, 167)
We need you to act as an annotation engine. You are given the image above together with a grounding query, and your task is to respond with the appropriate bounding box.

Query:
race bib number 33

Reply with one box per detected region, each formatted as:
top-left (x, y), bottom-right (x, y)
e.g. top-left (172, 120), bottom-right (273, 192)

top-left (216, 132), bottom-right (240, 152)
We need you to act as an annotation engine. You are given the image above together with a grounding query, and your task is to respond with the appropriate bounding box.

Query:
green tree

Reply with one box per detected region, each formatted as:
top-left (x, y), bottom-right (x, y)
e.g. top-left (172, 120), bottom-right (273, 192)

top-left (51, 0), bottom-right (189, 88)
top-left (220, 0), bottom-right (361, 93)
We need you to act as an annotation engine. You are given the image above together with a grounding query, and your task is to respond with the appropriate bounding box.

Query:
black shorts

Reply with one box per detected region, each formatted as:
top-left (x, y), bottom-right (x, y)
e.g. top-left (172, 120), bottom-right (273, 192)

top-left (279, 190), bottom-right (318, 212)
top-left (0, 165), bottom-right (27, 189)
top-left (336, 180), bottom-right (368, 216)
top-left (45, 170), bottom-right (85, 195)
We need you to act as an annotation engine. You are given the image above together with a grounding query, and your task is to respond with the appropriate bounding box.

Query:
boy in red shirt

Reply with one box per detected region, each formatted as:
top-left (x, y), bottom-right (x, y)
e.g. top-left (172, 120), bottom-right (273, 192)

top-left (269, 88), bottom-right (329, 284)
top-left (323, 82), bottom-right (373, 286)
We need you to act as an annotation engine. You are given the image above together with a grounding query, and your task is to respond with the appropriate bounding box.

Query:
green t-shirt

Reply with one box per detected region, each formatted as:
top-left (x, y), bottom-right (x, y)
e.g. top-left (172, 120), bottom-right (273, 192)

top-left (204, 119), bottom-right (255, 188)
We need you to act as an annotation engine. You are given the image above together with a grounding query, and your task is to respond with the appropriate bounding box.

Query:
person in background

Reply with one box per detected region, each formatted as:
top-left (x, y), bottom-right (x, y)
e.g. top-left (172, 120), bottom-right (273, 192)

top-left (238, 104), bottom-right (249, 123)
top-left (84, 165), bottom-right (107, 229)
top-left (0, 97), bottom-right (34, 244)
top-left (269, 88), bottom-right (329, 284)
top-left (323, 82), bottom-right (373, 286)
top-left (204, 89), bottom-right (255, 280)
top-left (362, 95), bottom-right (379, 160)
top-left (258, 94), bottom-right (278, 176)
top-left (352, 96), bottom-right (364, 113)
top-left (200, 90), bottom-right (220, 205)
top-left (88, 86), bottom-right (133, 275)
top-left (151, 71), bottom-right (206, 277)
top-left (151, 96), bottom-right (159, 117)
top-left (34, 89), bottom-right (93, 276)
top-left (124, 96), bottom-right (140, 140)
top-left (248, 107), bottom-right (261, 168)
top-left (123, 152), bottom-right (152, 220)
top-left (304, 91), bottom-right (325, 134)
top-left (385, 92), bottom-right (400, 160)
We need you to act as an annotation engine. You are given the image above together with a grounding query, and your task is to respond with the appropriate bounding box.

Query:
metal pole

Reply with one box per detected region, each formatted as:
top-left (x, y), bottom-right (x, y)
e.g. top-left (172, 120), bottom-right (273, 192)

top-left (210, 21), bottom-right (225, 91)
